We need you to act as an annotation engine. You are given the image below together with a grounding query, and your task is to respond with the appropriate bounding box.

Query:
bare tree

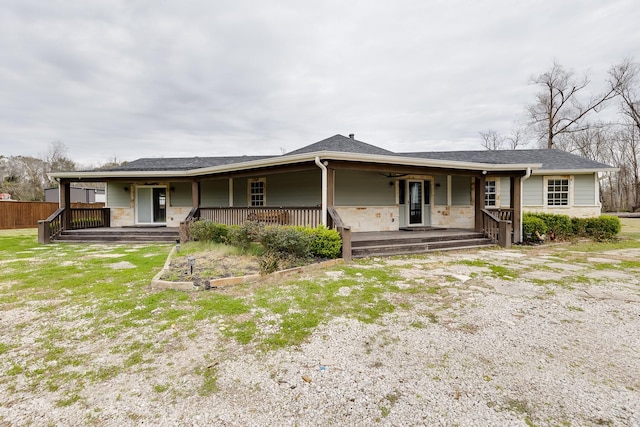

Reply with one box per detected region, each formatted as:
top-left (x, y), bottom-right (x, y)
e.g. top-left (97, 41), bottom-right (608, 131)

top-left (609, 58), bottom-right (640, 134)
top-left (528, 62), bottom-right (616, 149)
top-left (479, 128), bottom-right (525, 150)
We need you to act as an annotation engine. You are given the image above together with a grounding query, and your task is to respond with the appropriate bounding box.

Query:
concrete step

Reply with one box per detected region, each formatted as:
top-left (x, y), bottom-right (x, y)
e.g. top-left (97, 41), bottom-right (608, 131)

top-left (352, 238), bottom-right (494, 258)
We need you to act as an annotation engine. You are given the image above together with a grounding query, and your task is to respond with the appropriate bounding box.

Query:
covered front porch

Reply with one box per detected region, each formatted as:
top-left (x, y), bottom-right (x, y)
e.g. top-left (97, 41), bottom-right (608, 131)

top-left (40, 160), bottom-right (523, 258)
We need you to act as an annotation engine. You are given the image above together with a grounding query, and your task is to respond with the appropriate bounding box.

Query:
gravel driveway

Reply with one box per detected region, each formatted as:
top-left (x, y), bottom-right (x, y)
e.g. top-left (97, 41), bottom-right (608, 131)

top-left (1, 244), bottom-right (639, 426)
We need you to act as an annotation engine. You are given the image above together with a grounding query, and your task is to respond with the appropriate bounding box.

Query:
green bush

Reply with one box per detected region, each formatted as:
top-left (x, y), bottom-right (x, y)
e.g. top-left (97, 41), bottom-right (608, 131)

top-left (309, 225), bottom-right (342, 258)
top-left (584, 215), bottom-right (621, 240)
top-left (530, 213), bottom-right (573, 238)
top-left (258, 226), bottom-right (313, 259)
top-left (523, 214), bottom-right (547, 242)
top-left (189, 220), bottom-right (228, 243)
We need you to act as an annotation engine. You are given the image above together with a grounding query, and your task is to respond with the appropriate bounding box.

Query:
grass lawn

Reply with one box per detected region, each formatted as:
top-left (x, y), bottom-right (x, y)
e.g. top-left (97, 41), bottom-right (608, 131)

top-left (1, 219), bottom-right (639, 409)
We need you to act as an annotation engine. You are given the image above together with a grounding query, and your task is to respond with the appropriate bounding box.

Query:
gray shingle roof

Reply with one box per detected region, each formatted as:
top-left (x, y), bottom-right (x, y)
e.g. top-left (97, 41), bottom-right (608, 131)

top-left (284, 134), bottom-right (395, 156)
top-left (89, 135), bottom-right (613, 173)
top-left (102, 155), bottom-right (275, 172)
top-left (397, 149), bottom-right (613, 171)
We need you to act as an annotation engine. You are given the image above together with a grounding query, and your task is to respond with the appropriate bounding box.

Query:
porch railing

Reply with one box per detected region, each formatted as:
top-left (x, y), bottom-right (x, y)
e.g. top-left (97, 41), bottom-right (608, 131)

top-left (38, 207), bottom-right (110, 244)
top-left (481, 208), bottom-right (512, 248)
top-left (198, 206), bottom-right (322, 227)
top-left (179, 206), bottom-right (353, 261)
top-left (328, 207), bottom-right (351, 261)
top-left (486, 208), bottom-right (514, 222)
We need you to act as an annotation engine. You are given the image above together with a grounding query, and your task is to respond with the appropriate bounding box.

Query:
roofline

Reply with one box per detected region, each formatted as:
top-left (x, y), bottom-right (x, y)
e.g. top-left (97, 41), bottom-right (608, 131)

top-left (531, 167), bottom-right (619, 175)
top-left (48, 150), bottom-right (551, 180)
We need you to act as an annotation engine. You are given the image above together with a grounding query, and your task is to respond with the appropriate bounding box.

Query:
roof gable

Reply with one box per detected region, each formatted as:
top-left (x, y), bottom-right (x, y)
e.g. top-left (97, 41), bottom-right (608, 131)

top-left (284, 134), bottom-right (394, 156)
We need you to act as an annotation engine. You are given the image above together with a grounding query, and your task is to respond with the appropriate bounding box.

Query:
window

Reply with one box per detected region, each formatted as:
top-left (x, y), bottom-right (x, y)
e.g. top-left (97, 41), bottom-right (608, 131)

top-left (485, 180), bottom-right (496, 207)
top-left (547, 179), bottom-right (569, 206)
top-left (249, 178), bottom-right (266, 206)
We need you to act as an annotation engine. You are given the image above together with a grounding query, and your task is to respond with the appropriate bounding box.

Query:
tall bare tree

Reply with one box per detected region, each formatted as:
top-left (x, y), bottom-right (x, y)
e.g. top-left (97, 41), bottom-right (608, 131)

top-left (609, 58), bottom-right (640, 134)
top-left (479, 128), bottom-right (525, 150)
top-left (528, 62), bottom-right (616, 149)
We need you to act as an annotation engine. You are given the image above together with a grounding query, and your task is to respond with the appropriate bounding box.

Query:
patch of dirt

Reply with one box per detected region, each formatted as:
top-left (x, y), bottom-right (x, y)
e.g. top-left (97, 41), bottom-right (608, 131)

top-left (159, 250), bottom-right (261, 285)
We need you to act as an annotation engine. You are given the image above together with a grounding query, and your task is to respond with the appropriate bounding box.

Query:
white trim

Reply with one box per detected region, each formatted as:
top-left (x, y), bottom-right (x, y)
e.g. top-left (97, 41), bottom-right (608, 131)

top-left (135, 185), bottom-right (167, 225)
top-left (247, 177), bottom-right (266, 206)
top-left (49, 150), bottom-right (544, 181)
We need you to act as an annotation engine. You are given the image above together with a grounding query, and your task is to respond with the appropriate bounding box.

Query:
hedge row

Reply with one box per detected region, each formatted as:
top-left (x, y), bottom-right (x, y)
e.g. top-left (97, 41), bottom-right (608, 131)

top-left (188, 220), bottom-right (343, 273)
top-left (523, 213), bottom-right (621, 242)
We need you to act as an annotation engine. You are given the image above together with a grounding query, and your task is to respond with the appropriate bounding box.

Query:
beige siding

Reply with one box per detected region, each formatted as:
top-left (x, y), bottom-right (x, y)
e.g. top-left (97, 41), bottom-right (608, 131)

top-left (574, 174), bottom-right (596, 205)
top-left (335, 170), bottom-right (395, 206)
top-left (107, 182), bottom-right (131, 208)
top-left (169, 182), bottom-right (192, 207)
top-left (202, 180), bottom-right (230, 207)
top-left (451, 176), bottom-right (471, 205)
top-left (523, 176), bottom-right (543, 205)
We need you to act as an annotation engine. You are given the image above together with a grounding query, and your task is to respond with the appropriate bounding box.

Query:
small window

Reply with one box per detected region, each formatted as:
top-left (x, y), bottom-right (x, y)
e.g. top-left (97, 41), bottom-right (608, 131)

top-left (249, 178), bottom-right (266, 206)
top-left (547, 179), bottom-right (569, 206)
top-left (485, 180), bottom-right (497, 207)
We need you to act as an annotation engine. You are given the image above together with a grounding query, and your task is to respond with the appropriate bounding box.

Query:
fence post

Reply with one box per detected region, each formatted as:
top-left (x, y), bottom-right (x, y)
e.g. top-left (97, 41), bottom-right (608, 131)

top-left (339, 226), bottom-right (352, 262)
top-left (498, 221), bottom-right (512, 248)
top-left (38, 220), bottom-right (50, 244)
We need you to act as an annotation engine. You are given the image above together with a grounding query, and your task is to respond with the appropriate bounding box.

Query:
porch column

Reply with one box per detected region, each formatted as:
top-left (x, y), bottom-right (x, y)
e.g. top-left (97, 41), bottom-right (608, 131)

top-left (60, 179), bottom-right (72, 229)
top-left (191, 180), bottom-right (200, 208)
top-left (326, 168), bottom-right (335, 207)
top-left (474, 176), bottom-right (486, 232)
top-left (511, 175), bottom-right (522, 243)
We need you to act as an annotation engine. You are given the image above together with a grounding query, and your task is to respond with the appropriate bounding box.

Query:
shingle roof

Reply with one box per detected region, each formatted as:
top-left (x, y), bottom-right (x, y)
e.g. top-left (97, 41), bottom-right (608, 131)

top-left (397, 149), bottom-right (613, 171)
top-left (102, 155), bottom-right (275, 172)
top-left (87, 135), bottom-right (612, 173)
top-left (284, 134), bottom-right (395, 156)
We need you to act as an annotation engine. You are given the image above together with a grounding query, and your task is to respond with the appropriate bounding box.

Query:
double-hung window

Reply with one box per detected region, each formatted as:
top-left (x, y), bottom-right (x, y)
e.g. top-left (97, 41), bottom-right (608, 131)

top-left (547, 179), bottom-right (569, 206)
top-left (249, 178), bottom-right (266, 206)
top-left (485, 180), bottom-right (497, 207)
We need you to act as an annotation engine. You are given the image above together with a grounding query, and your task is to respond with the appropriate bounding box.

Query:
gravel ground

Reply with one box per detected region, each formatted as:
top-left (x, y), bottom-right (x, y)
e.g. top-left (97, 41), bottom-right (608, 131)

top-left (1, 245), bottom-right (640, 426)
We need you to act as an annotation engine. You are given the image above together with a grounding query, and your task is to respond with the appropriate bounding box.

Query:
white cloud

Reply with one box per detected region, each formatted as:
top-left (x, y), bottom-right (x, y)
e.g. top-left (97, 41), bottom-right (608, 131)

top-left (0, 0), bottom-right (637, 165)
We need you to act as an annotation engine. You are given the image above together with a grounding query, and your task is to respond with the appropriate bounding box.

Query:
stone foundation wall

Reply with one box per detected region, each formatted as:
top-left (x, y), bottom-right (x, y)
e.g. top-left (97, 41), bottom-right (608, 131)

top-left (524, 205), bottom-right (602, 218)
top-left (431, 205), bottom-right (475, 229)
top-left (334, 206), bottom-right (399, 232)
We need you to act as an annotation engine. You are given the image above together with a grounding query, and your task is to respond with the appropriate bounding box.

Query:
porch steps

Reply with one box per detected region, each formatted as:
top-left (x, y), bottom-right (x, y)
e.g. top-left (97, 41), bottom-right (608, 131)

top-left (351, 231), bottom-right (494, 258)
top-left (54, 227), bottom-right (179, 244)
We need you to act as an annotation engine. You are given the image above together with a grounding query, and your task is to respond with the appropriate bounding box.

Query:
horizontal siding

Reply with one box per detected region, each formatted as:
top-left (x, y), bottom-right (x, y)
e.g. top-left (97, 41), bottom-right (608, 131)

top-left (266, 171), bottom-right (321, 206)
top-left (335, 170), bottom-right (395, 206)
top-left (107, 182), bottom-right (131, 208)
top-left (202, 179), bottom-right (230, 207)
top-left (574, 174), bottom-right (595, 205)
top-left (523, 176), bottom-right (543, 205)
top-left (451, 176), bottom-right (471, 205)
top-left (499, 177), bottom-right (511, 207)
top-left (433, 175), bottom-right (448, 205)
top-left (169, 182), bottom-right (192, 207)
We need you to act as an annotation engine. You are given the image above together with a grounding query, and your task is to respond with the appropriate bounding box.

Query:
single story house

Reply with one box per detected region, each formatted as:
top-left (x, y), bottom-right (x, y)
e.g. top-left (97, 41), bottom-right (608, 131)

top-left (46, 134), bottom-right (615, 247)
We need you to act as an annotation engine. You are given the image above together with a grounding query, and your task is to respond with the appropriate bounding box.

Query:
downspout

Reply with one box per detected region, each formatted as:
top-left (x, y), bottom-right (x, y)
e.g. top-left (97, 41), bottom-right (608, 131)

top-left (520, 167), bottom-right (532, 243)
top-left (314, 156), bottom-right (327, 226)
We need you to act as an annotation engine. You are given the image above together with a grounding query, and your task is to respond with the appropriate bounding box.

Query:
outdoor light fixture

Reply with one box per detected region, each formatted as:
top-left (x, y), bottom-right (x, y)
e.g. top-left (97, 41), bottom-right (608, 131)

top-left (123, 186), bottom-right (129, 192)
top-left (187, 256), bottom-right (196, 275)
top-left (175, 239), bottom-right (180, 253)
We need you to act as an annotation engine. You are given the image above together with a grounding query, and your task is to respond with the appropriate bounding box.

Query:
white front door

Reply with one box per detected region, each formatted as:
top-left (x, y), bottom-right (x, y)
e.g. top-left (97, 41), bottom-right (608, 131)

top-left (136, 186), bottom-right (167, 224)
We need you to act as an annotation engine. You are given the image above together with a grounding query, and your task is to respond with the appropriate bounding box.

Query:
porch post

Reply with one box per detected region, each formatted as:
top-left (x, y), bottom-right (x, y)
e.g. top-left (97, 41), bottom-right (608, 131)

top-left (326, 168), bottom-right (335, 207)
top-left (511, 175), bottom-right (522, 243)
top-left (60, 180), bottom-right (72, 230)
top-left (191, 180), bottom-right (200, 208)
top-left (474, 176), bottom-right (486, 232)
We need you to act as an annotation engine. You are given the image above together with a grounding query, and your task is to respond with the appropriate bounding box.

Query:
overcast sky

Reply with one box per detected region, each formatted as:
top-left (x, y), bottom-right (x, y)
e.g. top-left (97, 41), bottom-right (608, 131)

top-left (1, 0), bottom-right (638, 166)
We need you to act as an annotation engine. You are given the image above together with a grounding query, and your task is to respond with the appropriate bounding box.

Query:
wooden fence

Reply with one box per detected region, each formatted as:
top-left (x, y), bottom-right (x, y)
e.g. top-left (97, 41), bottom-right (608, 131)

top-left (0, 201), bottom-right (105, 230)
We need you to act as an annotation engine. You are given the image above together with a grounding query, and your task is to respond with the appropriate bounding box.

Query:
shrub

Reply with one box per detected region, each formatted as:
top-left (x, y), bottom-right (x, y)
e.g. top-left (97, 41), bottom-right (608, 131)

top-left (530, 213), bottom-right (573, 239)
top-left (189, 221), bottom-right (229, 243)
top-left (258, 226), bottom-right (313, 259)
top-left (309, 225), bottom-right (342, 258)
top-left (522, 214), bottom-right (547, 242)
top-left (584, 215), bottom-right (621, 240)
